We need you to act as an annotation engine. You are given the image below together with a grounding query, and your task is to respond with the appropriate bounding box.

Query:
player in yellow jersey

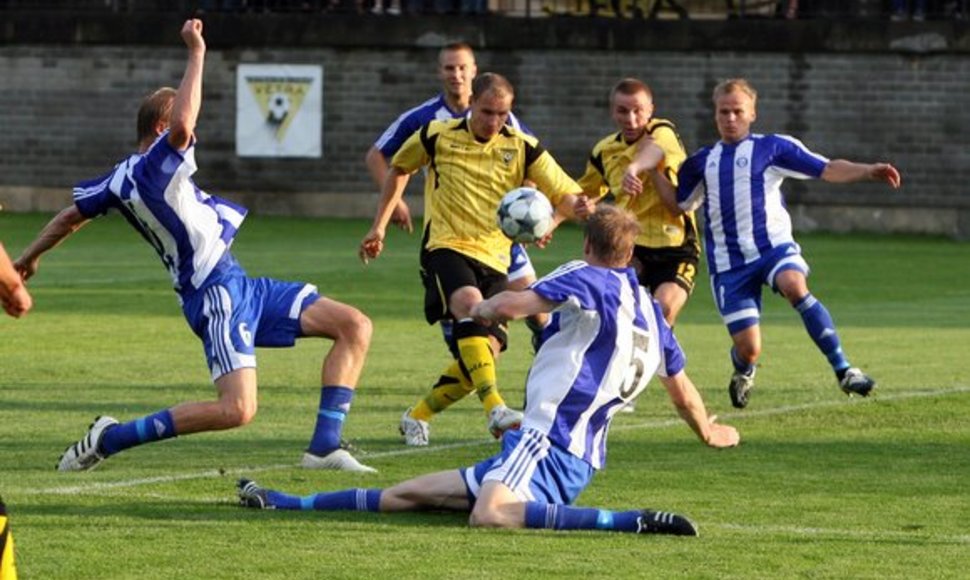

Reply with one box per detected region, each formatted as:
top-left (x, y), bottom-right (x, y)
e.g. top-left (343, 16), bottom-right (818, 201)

top-left (579, 78), bottom-right (699, 327)
top-left (578, 78), bottom-right (699, 412)
top-left (0, 496), bottom-right (16, 580)
top-left (360, 72), bottom-right (590, 445)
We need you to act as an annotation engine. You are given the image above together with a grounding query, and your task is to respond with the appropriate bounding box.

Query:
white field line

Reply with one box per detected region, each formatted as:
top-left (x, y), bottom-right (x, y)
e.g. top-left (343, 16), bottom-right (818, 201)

top-left (20, 385), bottom-right (970, 497)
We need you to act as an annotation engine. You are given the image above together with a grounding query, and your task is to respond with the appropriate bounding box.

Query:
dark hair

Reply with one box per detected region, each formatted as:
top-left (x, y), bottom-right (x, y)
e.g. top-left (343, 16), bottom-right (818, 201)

top-left (471, 72), bottom-right (514, 102)
top-left (584, 205), bottom-right (641, 267)
top-left (136, 87), bottom-right (176, 144)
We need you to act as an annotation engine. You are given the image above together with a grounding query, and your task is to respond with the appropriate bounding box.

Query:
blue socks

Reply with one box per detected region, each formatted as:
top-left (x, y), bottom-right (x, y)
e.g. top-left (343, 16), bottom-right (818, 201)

top-left (730, 347), bottom-right (755, 376)
top-left (524, 503), bottom-right (642, 533)
top-left (266, 488), bottom-right (382, 512)
top-left (794, 293), bottom-right (850, 373)
top-left (99, 409), bottom-right (176, 456)
top-left (308, 386), bottom-right (355, 456)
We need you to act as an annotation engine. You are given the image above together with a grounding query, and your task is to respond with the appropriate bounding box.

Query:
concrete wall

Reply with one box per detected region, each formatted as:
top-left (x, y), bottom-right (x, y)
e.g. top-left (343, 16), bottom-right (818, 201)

top-left (1, 11), bottom-right (969, 237)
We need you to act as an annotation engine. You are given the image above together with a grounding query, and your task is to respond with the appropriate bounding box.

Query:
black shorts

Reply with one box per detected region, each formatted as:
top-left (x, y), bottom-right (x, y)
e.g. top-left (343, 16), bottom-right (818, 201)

top-left (420, 249), bottom-right (508, 325)
top-left (631, 245), bottom-right (699, 294)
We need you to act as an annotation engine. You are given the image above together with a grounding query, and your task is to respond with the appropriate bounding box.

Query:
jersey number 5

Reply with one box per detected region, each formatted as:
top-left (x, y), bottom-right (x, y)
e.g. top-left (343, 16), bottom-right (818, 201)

top-left (619, 327), bottom-right (651, 400)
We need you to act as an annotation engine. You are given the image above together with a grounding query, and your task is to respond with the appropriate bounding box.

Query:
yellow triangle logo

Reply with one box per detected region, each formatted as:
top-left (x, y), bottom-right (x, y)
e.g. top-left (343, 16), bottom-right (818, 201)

top-left (245, 76), bottom-right (314, 142)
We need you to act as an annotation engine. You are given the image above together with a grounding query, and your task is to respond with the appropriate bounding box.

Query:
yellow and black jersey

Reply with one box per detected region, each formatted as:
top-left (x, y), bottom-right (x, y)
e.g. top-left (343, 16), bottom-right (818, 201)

top-left (392, 118), bottom-right (580, 273)
top-left (577, 117), bottom-right (699, 252)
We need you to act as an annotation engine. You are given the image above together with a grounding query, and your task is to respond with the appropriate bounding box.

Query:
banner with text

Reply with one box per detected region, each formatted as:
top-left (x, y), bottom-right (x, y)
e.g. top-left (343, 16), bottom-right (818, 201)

top-left (236, 64), bottom-right (322, 158)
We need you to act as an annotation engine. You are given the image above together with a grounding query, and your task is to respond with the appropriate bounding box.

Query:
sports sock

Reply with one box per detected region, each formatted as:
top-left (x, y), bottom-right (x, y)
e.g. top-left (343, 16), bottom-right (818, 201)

top-left (411, 361), bottom-right (476, 422)
top-left (266, 488), bottom-right (382, 512)
top-left (730, 347), bottom-right (755, 376)
top-left (307, 386), bottom-right (354, 456)
top-left (524, 503), bottom-right (642, 533)
top-left (794, 293), bottom-right (850, 373)
top-left (454, 319), bottom-right (504, 414)
top-left (99, 409), bottom-right (176, 456)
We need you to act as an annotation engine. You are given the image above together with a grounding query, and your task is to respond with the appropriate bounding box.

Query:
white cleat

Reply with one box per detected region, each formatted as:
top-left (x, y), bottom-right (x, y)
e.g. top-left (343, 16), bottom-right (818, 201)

top-left (301, 449), bottom-right (377, 473)
top-left (487, 404), bottom-right (523, 439)
top-left (399, 408), bottom-right (430, 447)
top-left (57, 416), bottom-right (119, 472)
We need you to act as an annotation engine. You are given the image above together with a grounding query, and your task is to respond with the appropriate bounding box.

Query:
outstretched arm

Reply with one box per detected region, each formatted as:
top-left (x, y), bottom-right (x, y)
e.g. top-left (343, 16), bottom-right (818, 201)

top-left (660, 371), bottom-right (740, 448)
top-left (167, 19), bottom-right (206, 151)
top-left (365, 145), bottom-right (413, 233)
top-left (821, 159), bottom-right (901, 188)
top-left (471, 288), bottom-right (557, 326)
top-left (622, 135), bottom-right (666, 196)
top-left (359, 165), bottom-right (411, 263)
top-left (0, 243), bottom-right (32, 318)
top-left (14, 205), bottom-right (90, 282)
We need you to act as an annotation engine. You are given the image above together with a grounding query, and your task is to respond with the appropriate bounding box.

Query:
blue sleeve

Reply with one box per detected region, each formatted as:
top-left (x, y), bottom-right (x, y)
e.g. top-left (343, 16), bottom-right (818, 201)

top-left (653, 299), bottom-right (686, 376)
top-left (676, 149), bottom-right (708, 205)
top-left (132, 135), bottom-right (193, 200)
top-left (72, 170), bottom-right (117, 219)
top-left (377, 114), bottom-right (423, 159)
top-left (771, 135), bottom-right (827, 178)
top-left (531, 262), bottom-right (596, 310)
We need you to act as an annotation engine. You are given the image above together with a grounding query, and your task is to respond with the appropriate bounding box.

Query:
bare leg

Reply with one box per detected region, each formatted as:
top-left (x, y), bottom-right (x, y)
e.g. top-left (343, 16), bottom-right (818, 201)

top-left (170, 367), bottom-right (258, 434)
top-left (380, 470), bottom-right (471, 511)
top-left (300, 296), bottom-right (372, 388)
top-left (468, 480), bottom-right (526, 528)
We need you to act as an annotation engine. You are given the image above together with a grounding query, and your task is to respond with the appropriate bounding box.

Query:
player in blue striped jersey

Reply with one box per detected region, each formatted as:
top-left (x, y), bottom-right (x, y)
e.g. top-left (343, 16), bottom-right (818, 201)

top-left (641, 78), bottom-right (900, 408)
top-left (238, 206), bottom-right (738, 537)
top-left (15, 20), bottom-right (375, 473)
top-left (363, 43), bottom-right (545, 445)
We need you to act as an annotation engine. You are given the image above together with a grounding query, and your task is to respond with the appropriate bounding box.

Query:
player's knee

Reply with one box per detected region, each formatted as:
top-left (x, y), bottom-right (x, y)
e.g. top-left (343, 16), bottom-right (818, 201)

top-left (349, 308), bottom-right (373, 345)
top-left (219, 397), bottom-right (258, 428)
top-left (337, 307), bottom-right (373, 350)
top-left (736, 342), bottom-right (760, 362)
top-left (468, 505), bottom-right (513, 529)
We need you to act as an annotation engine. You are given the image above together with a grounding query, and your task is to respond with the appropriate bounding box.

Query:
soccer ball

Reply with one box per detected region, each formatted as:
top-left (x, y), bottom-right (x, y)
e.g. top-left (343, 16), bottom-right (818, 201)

top-left (497, 187), bottom-right (554, 243)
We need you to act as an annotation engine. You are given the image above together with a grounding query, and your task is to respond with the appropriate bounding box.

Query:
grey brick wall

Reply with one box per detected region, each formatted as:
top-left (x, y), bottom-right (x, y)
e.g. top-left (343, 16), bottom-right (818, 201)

top-left (2, 14), bottom-right (969, 236)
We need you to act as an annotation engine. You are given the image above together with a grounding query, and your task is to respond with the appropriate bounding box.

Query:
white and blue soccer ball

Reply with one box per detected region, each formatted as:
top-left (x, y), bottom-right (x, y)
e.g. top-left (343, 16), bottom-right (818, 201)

top-left (496, 187), bottom-right (554, 243)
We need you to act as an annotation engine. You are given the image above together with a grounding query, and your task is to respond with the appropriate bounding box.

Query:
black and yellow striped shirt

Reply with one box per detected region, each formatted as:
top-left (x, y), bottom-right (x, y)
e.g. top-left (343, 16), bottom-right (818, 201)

top-left (392, 118), bottom-right (580, 273)
top-left (578, 118), bottom-right (699, 251)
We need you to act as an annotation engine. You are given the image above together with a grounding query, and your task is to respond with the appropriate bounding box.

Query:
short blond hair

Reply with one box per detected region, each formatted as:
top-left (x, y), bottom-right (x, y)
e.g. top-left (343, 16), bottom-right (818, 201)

top-left (584, 205), bottom-right (641, 267)
top-left (712, 78), bottom-right (757, 106)
top-left (137, 87), bottom-right (176, 144)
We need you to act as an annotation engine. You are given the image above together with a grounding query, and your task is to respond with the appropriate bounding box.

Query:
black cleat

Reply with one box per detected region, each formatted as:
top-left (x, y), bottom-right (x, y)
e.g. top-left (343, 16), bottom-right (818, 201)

top-left (839, 367), bottom-right (876, 397)
top-left (237, 478), bottom-right (272, 509)
top-left (637, 510), bottom-right (699, 536)
top-left (728, 368), bottom-right (756, 409)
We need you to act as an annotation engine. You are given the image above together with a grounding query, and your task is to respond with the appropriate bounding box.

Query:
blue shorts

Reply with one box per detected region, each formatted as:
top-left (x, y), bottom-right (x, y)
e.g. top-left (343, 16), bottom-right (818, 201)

top-left (711, 242), bottom-right (809, 334)
top-left (508, 243), bottom-right (536, 283)
top-left (461, 429), bottom-right (594, 505)
top-left (181, 258), bottom-right (320, 380)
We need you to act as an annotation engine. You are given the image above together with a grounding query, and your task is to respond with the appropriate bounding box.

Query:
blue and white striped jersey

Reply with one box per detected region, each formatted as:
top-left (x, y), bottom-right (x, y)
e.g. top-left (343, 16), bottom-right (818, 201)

top-left (73, 134), bottom-right (247, 296)
top-left (677, 134), bottom-right (828, 274)
top-left (374, 93), bottom-right (529, 158)
top-left (523, 260), bottom-right (685, 470)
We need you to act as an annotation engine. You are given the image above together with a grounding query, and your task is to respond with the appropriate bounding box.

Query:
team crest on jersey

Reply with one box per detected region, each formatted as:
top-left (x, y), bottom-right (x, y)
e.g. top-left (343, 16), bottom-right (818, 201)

top-left (736, 157), bottom-right (749, 168)
top-left (499, 149), bottom-right (516, 164)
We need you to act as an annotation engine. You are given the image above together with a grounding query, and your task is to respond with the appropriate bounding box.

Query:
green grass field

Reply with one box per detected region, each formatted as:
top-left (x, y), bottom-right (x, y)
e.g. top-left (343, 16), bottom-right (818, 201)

top-left (1, 212), bottom-right (968, 579)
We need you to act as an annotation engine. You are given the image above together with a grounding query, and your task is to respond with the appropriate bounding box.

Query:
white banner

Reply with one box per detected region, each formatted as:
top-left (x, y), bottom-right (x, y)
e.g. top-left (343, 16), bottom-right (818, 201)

top-left (236, 64), bottom-right (322, 158)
